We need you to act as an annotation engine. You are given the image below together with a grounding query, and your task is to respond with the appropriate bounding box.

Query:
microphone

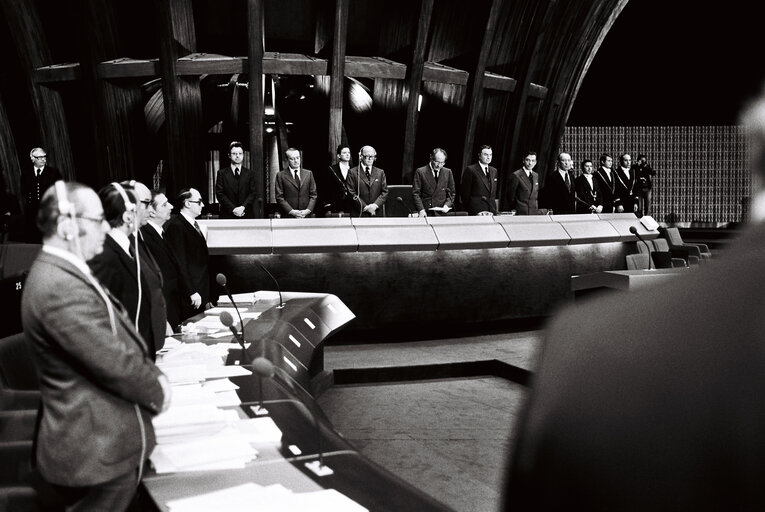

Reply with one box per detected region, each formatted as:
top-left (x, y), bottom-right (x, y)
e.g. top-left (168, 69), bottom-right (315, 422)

top-left (629, 225), bottom-right (652, 270)
top-left (216, 273), bottom-right (245, 336)
top-left (258, 264), bottom-right (285, 309)
top-left (251, 356), bottom-right (332, 476)
top-left (220, 311), bottom-right (248, 363)
top-left (396, 196), bottom-right (414, 216)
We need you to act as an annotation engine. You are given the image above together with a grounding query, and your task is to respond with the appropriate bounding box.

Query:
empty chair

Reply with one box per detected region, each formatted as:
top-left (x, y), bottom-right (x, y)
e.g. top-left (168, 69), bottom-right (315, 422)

top-left (0, 410), bottom-right (36, 442)
top-left (626, 253), bottom-right (650, 270)
top-left (661, 226), bottom-right (711, 263)
top-left (652, 238), bottom-right (689, 267)
top-left (0, 387), bottom-right (39, 412)
top-left (0, 333), bottom-right (39, 391)
top-left (636, 240), bottom-right (688, 268)
top-left (0, 441), bottom-right (33, 486)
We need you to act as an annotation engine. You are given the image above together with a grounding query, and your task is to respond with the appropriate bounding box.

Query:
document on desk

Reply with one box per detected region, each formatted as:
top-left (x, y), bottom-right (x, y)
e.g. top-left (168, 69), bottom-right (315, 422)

top-left (217, 292), bottom-right (255, 304)
top-left (151, 427), bottom-right (257, 473)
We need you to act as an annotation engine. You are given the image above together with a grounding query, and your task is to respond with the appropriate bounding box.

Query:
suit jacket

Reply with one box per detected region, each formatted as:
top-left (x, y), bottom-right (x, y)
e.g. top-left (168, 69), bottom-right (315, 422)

top-left (141, 224), bottom-right (187, 328)
top-left (594, 167), bottom-right (618, 213)
top-left (274, 168), bottom-right (318, 215)
top-left (505, 221), bottom-right (765, 509)
top-left (20, 165), bottom-right (62, 216)
top-left (541, 169), bottom-right (576, 214)
top-left (89, 235), bottom-right (162, 357)
top-left (460, 163), bottom-right (498, 215)
top-left (215, 165), bottom-right (257, 218)
top-left (163, 214), bottom-right (211, 318)
top-left (21, 250), bottom-right (163, 487)
top-left (505, 168), bottom-right (539, 215)
top-left (614, 166), bottom-right (639, 213)
top-left (574, 174), bottom-right (602, 213)
top-left (323, 163), bottom-right (351, 214)
top-left (346, 165), bottom-right (388, 216)
top-left (412, 165), bottom-right (456, 213)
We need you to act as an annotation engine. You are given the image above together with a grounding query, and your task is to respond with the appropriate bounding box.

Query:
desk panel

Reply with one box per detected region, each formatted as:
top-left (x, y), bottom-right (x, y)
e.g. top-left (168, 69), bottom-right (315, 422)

top-left (271, 218), bottom-right (358, 253)
top-left (560, 220), bottom-right (621, 244)
top-left (426, 216), bottom-right (509, 249)
top-left (201, 219), bottom-right (272, 255)
top-left (352, 217), bottom-right (438, 251)
top-left (494, 218), bottom-right (570, 247)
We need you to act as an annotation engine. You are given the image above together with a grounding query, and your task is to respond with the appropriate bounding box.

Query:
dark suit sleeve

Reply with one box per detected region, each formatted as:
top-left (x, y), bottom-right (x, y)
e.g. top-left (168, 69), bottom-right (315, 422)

top-left (446, 169), bottom-right (456, 208)
top-left (163, 220), bottom-right (196, 298)
top-left (412, 169), bottom-right (424, 212)
top-left (507, 173), bottom-right (520, 211)
top-left (460, 167), bottom-right (475, 210)
top-left (373, 170), bottom-right (388, 208)
top-left (215, 169), bottom-right (236, 214)
top-left (307, 171), bottom-right (317, 213)
top-left (274, 172), bottom-right (292, 214)
top-left (243, 168), bottom-right (257, 210)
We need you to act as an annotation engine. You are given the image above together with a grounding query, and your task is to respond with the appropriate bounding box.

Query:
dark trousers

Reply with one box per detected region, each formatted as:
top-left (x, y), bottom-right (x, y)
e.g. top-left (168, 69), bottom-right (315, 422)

top-left (34, 468), bottom-right (140, 512)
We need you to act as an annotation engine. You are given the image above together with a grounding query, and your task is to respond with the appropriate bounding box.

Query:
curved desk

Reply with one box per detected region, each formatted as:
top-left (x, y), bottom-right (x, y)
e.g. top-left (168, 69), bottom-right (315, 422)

top-left (201, 214), bottom-right (657, 331)
top-left (143, 293), bottom-right (452, 511)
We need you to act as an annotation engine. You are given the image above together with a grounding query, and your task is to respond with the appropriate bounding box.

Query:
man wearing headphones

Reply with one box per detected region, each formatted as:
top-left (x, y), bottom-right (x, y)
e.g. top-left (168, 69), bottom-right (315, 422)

top-left (22, 182), bottom-right (169, 511)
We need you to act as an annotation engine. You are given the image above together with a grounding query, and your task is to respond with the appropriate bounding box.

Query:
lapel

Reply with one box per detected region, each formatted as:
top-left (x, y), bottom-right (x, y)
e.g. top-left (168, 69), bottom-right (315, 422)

top-left (288, 169), bottom-right (302, 190)
top-left (105, 235), bottom-right (138, 281)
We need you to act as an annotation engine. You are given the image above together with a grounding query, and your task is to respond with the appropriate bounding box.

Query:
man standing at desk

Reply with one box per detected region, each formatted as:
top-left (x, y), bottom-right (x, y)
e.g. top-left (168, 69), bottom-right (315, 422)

top-left (541, 152), bottom-right (576, 214)
top-left (412, 148), bottom-right (455, 216)
top-left (22, 182), bottom-right (169, 511)
top-left (461, 145), bottom-right (498, 215)
top-left (346, 145), bottom-right (388, 216)
top-left (275, 147), bottom-right (317, 218)
top-left (164, 188), bottom-right (212, 318)
top-left (216, 141), bottom-right (257, 218)
top-left (21, 147), bottom-right (62, 242)
top-left (505, 151), bottom-right (539, 214)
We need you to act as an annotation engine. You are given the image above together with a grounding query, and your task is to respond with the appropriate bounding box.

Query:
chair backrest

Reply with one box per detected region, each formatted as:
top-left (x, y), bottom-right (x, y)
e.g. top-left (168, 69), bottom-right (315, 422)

top-left (652, 238), bottom-right (670, 251)
top-left (663, 227), bottom-right (684, 245)
top-left (0, 333), bottom-right (39, 391)
top-left (626, 253), bottom-right (650, 270)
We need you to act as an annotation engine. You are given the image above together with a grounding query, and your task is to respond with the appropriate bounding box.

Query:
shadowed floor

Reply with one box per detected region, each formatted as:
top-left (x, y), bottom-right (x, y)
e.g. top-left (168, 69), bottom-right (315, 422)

top-left (318, 326), bottom-right (544, 512)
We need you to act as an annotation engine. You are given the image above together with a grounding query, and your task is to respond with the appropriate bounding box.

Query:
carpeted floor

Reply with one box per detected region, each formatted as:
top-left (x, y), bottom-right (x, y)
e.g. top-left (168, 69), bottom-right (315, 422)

top-left (317, 325), bottom-right (544, 512)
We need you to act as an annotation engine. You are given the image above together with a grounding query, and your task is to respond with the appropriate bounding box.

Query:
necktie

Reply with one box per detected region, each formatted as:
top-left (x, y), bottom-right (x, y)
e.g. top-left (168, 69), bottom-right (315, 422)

top-left (434, 170), bottom-right (439, 182)
top-left (565, 172), bottom-right (571, 191)
top-left (483, 167), bottom-right (489, 178)
top-left (36, 169), bottom-right (41, 178)
top-left (365, 167), bottom-right (371, 180)
top-left (193, 221), bottom-right (203, 237)
top-left (128, 234), bottom-right (137, 259)
top-left (294, 170), bottom-right (301, 188)
top-left (234, 167), bottom-right (240, 178)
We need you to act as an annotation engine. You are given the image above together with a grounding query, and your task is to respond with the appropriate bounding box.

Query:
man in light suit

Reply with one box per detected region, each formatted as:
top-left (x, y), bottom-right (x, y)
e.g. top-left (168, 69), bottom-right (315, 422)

top-left (22, 182), bottom-right (169, 511)
top-left (163, 188), bottom-right (212, 318)
top-left (504, 87), bottom-right (765, 509)
top-left (505, 150), bottom-right (539, 214)
top-left (274, 147), bottom-right (317, 218)
top-left (346, 145), bottom-right (389, 216)
top-left (412, 148), bottom-right (456, 216)
top-left (460, 145), bottom-right (498, 215)
top-left (20, 147), bottom-right (62, 242)
top-left (215, 141), bottom-right (257, 218)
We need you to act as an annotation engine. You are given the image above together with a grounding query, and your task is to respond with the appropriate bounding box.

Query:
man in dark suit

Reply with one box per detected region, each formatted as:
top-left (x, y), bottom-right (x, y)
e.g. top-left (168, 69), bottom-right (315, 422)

top-left (541, 152), bottom-right (576, 214)
top-left (22, 182), bottom-right (169, 511)
top-left (614, 152), bottom-right (640, 215)
top-left (505, 151), bottom-right (540, 214)
top-left (323, 144), bottom-right (352, 215)
top-left (163, 188), bottom-right (212, 318)
top-left (20, 147), bottom-right (62, 242)
top-left (215, 141), bottom-right (257, 218)
top-left (594, 152), bottom-right (618, 213)
top-left (89, 182), bottom-right (165, 358)
top-left (141, 190), bottom-right (188, 329)
top-left (412, 148), bottom-right (456, 216)
top-left (274, 147), bottom-right (317, 218)
top-left (460, 145), bottom-right (498, 215)
top-left (504, 90), bottom-right (765, 510)
top-left (346, 145), bottom-right (389, 216)
top-left (574, 159), bottom-right (603, 213)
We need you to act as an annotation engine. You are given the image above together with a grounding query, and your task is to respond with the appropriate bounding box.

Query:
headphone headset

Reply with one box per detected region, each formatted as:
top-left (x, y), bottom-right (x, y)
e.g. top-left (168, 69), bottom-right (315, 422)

top-left (53, 180), bottom-right (76, 242)
top-left (111, 181), bottom-right (136, 212)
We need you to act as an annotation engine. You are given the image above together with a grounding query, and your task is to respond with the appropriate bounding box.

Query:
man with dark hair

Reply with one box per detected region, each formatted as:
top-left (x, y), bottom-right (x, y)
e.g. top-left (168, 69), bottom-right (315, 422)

top-left (505, 151), bottom-right (539, 214)
top-left (594, 152), bottom-right (618, 213)
top-left (274, 147), bottom-right (317, 218)
top-left (412, 148), bottom-right (455, 216)
top-left (23, 181), bottom-right (169, 511)
top-left (634, 153), bottom-right (657, 216)
top-left (574, 159), bottom-right (603, 213)
top-left (460, 145), bottom-right (498, 215)
top-left (163, 188), bottom-right (212, 317)
top-left (215, 141), bottom-right (257, 218)
top-left (324, 144), bottom-right (353, 215)
top-left (614, 152), bottom-right (639, 215)
top-left (504, 87), bottom-right (765, 509)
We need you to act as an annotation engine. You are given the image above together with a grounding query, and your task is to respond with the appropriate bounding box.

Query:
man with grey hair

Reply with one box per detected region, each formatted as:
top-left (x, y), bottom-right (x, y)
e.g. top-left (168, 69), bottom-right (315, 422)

top-left (20, 147), bottom-right (62, 242)
top-left (346, 145), bottom-right (388, 216)
top-left (504, 86), bottom-right (765, 509)
top-left (412, 148), bottom-right (455, 216)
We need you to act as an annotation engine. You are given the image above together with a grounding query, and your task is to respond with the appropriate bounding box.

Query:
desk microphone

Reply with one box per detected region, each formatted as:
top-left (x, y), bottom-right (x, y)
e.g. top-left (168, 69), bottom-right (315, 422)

top-left (251, 356), bottom-right (331, 475)
top-left (258, 264), bottom-right (285, 308)
top-left (220, 311), bottom-right (248, 363)
top-left (396, 196), bottom-right (414, 216)
top-left (629, 225), bottom-right (653, 270)
top-left (216, 273), bottom-right (245, 335)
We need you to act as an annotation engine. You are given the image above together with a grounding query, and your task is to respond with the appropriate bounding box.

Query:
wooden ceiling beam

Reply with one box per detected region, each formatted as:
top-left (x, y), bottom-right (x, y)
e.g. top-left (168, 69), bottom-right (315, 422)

top-left (97, 58), bottom-right (158, 79)
top-left (33, 63), bottom-right (82, 83)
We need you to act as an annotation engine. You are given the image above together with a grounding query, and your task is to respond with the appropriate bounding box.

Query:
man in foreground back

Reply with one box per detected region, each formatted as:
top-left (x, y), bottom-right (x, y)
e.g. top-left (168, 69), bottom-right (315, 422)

top-left (504, 87), bottom-right (765, 509)
top-left (22, 182), bottom-right (169, 511)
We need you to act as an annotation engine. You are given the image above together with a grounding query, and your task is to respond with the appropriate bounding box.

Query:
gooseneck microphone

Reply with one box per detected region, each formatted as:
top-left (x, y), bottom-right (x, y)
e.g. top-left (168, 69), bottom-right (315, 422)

top-left (251, 356), bottom-right (329, 474)
top-left (629, 225), bottom-right (653, 270)
top-left (220, 311), bottom-right (248, 363)
top-left (396, 196), bottom-right (414, 216)
top-left (216, 273), bottom-right (245, 335)
top-left (258, 264), bottom-right (285, 308)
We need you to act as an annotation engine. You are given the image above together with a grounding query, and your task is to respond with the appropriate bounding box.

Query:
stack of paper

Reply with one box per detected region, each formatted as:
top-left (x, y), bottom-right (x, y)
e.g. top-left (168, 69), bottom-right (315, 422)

top-left (151, 427), bottom-right (258, 473)
top-left (167, 483), bottom-right (369, 512)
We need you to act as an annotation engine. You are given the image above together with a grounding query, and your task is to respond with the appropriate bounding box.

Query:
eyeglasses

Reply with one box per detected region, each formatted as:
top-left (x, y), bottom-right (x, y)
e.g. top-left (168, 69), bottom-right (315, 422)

top-left (33, 155), bottom-right (47, 159)
top-left (76, 214), bottom-right (105, 224)
top-left (187, 199), bottom-right (203, 204)
top-left (139, 199), bottom-right (152, 206)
